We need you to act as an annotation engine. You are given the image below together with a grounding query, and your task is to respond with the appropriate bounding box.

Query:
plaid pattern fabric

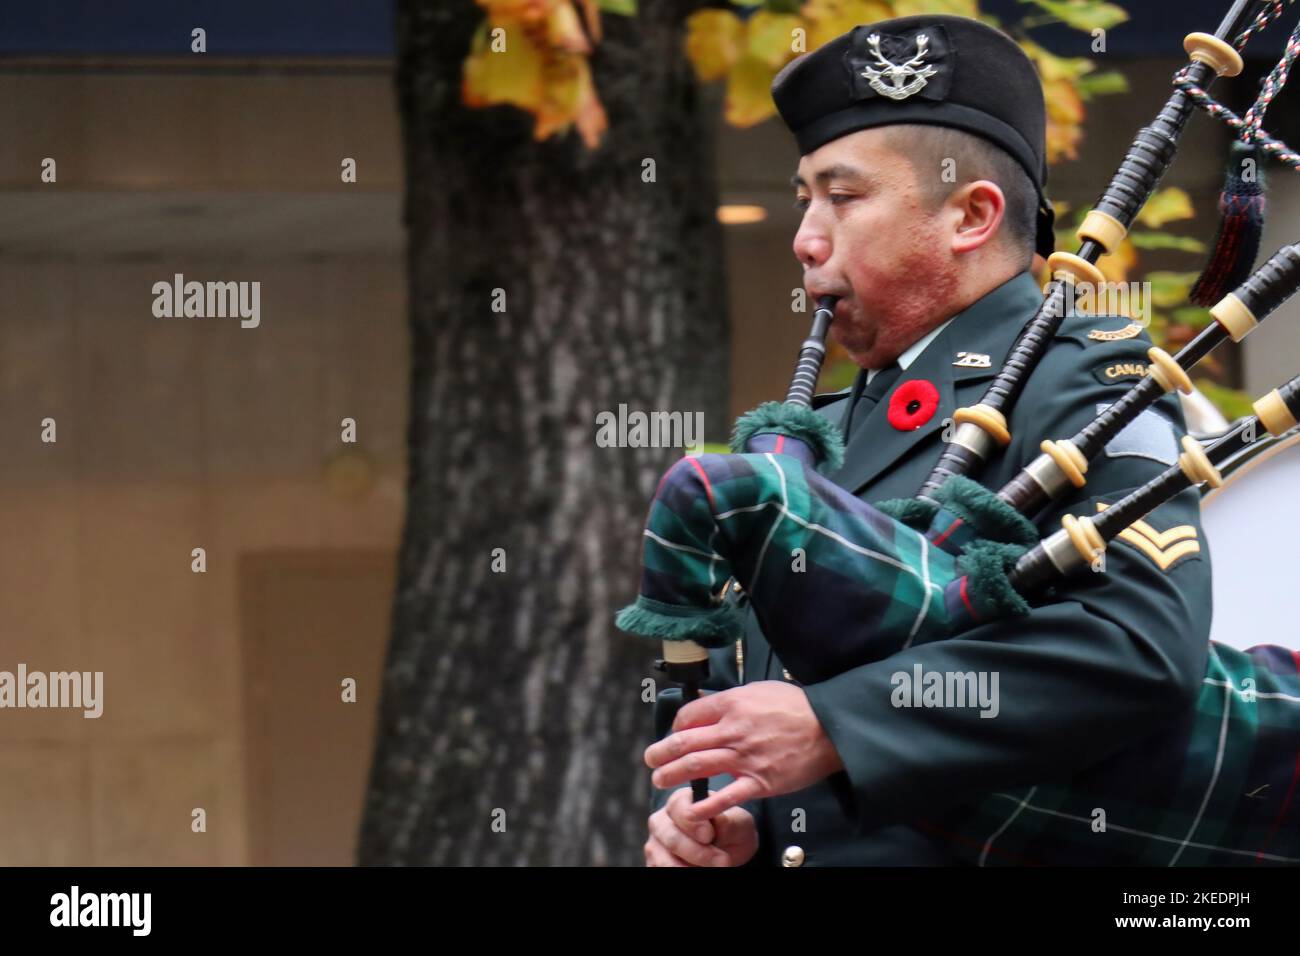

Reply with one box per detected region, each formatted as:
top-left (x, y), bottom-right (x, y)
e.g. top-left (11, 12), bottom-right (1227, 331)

top-left (621, 433), bottom-right (1300, 865)
top-left (621, 437), bottom-right (969, 683)
top-left (928, 643), bottom-right (1300, 866)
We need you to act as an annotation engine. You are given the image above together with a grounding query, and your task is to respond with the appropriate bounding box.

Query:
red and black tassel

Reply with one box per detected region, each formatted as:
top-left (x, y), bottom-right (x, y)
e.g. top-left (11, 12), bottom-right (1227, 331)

top-left (1190, 141), bottom-right (1267, 307)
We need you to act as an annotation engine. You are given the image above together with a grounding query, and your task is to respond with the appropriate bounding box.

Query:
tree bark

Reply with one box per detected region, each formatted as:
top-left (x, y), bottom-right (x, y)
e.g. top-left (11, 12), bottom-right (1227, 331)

top-left (358, 0), bottom-right (729, 866)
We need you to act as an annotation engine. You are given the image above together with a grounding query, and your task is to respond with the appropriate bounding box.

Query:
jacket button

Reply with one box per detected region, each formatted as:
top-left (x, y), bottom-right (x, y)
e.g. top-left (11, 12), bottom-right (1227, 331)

top-left (781, 845), bottom-right (805, 868)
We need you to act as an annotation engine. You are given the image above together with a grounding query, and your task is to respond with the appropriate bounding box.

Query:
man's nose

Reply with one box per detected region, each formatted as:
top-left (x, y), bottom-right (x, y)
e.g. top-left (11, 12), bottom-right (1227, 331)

top-left (793, 220), bottom-right (830, 270)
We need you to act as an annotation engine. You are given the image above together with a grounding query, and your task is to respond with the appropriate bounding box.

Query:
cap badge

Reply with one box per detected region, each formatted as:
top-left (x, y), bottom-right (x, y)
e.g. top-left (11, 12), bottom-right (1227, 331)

top-left (860, 32), bottom-right (937, 102)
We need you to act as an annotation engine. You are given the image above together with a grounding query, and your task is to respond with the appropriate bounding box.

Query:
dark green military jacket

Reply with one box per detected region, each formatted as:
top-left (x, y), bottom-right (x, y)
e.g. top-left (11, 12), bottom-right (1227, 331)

top-left (650, 270), bottom-right (1212, 866)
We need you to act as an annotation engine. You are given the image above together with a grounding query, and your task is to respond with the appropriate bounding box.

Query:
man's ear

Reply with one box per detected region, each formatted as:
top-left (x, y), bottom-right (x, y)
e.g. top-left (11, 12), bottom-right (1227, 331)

top-left (948, 180), bottom-right (1006, 255)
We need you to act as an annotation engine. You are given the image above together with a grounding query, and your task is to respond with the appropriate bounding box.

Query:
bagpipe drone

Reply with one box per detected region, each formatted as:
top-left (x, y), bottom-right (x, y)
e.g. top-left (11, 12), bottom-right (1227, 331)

top-left (617, 0), bottom-right (1300, 865)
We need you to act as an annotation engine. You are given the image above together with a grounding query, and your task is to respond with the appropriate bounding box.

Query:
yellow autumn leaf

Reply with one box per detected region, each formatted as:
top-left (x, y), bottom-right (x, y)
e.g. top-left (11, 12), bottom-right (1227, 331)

top-left (1096, 237), bottom-right (1136, 286)
top-left (686, 9), bottom-right (745, 83)
top-left (462, 22), bottom-right (547, 113)
top-left (892, 0), bottom-right (976, 16)
top-left (1042, 75), bottom-right (1085, 163)
top-left (726, 55), bottom-right (779, 127)
top-left (1020, 37), bottom-right (1094, 82)
top-left (747, 11), bottom-right (804, 70)
top-left (546, 1), bottom-right (592, 55)
top-left (535, 54), bottom-right (583, 140)
top-left (577, 0), bottom-right (602, 43)
top-left (571, 55), bottom-right (609, 148)
top-left (1045, 124), bottom-right (1082, 164)
top-left (478, 0), bottom-right (562, 26)
top-left (803, 0), bottom-right (895, 50)
top-left (1044, 77), bottom-right (1085, 126)
top-left (1136, 187), bottom-right (1195, 229)
top-left (1020, 35), bottom-right (1105, 165)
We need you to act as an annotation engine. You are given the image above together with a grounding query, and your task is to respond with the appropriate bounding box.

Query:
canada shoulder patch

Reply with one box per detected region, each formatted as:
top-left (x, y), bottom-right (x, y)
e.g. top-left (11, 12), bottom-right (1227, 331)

top-left (1093, 359), bottom-right (1149, 386)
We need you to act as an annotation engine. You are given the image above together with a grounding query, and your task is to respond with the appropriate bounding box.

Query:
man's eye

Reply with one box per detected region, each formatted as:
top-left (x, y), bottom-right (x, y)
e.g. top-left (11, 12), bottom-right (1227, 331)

top-left (829, 193), bottom-right (855, 205)
top-left (793, 196), bottom-right (810, 210)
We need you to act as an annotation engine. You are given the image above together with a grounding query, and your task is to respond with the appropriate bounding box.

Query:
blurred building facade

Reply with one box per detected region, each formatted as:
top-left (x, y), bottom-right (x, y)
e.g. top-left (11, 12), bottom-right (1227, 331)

top-left (0, 63), bottom-right (405, 864)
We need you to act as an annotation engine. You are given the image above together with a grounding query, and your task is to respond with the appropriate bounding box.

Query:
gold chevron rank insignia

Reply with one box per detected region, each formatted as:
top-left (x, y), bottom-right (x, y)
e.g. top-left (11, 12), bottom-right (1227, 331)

top-left (1096, 503), bottom-right (1200, 571)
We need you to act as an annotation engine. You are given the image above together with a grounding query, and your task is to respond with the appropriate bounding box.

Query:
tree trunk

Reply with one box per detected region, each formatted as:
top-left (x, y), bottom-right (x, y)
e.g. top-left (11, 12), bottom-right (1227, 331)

top-left (358, 0), bottom-right (729, 866)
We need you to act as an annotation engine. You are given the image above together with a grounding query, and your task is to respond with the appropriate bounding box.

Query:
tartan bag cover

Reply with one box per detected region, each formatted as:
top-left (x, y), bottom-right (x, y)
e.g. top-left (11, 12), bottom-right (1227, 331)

top-left (931, 643), bottom-right (1300, 866)
top-left (617, 434), bottom-right (1300, 865)
top-left (615, 436), bottom-right (1028, 684)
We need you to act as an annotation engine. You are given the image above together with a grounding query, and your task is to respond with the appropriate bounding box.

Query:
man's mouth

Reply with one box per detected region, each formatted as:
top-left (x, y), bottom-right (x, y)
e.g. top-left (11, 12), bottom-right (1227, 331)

top-left (809, 291), bottom-right (848, 315)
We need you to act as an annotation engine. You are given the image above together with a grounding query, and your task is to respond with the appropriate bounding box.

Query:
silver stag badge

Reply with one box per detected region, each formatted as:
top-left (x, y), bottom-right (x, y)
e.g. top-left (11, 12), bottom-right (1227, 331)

top-left (860, 33), bottom-right (937, 101)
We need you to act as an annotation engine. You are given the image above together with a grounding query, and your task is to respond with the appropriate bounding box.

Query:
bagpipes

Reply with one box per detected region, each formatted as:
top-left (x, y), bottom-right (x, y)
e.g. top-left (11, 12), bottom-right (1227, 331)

top-left (617, 0), bottom-right (1300, 865)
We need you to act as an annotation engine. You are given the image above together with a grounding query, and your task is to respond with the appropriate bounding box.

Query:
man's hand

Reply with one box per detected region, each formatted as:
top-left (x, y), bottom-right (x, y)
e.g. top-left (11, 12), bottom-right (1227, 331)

top-left (645, 787), bottom-right (758, 867)
top-left (644, 681), bottom-right (845, 824)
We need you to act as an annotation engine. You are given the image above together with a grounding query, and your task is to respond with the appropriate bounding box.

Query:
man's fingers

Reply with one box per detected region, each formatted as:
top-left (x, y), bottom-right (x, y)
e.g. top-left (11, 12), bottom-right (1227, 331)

top-left (648, 811), bottom-right (728, 868)
top-left (644, 723), bottom-right (732, 771)
top-left (665, 787), bottom-right (716, 844)
top-left (680, 776), bottom-right (764, 824)
top-left (644, 837), bottom-right (689, 867)
top-left (650, 748), bottom-right (737, 791)
top-left (712, 804), bottom-right (755, 843)
top-left (710, 805), bottom-right (759, 866)
top-left (671, 688), bottom-right (731, 732)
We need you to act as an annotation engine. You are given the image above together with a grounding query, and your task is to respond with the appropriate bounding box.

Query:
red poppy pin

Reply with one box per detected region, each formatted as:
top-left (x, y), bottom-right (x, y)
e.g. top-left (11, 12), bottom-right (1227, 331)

top-left (887, 379), bottom-right (940, 431)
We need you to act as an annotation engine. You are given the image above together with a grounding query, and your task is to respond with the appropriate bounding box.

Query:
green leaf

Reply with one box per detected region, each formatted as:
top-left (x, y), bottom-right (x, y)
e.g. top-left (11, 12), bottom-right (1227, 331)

top-left (895, 0), bottom-right (979, 15)
top-left (1136, 312), bottom-right (1168, 352)
top-left (730, 0), bottom-right (766, 6)
top-left (597, 0), bottom-right (636, 14)
top-left (1172, 307), bottom-right (1215, 329)
top-left (821, 358), bottom-right (860, 393)
top-left (1128, 232), bottom-right (1206, 253)
top-left (1145, 271), bottom-right (1201, 309)
top-left (1193, 379), bottom-right (1256, 421)
top-left (1023, 0), bottom-right (1129, 32)
top-left (1076, 70), bottom-right (1128, 99)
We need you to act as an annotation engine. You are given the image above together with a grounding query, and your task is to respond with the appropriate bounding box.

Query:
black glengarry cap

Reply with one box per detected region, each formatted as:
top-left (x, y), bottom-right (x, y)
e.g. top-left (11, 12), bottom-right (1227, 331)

top-left (773, 14), bottom-right (1056, 259)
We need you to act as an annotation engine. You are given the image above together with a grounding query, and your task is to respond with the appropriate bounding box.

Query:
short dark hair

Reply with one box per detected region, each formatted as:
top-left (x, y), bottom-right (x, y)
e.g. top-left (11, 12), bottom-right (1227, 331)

top-left (881, 124), bottom-right (1038, 266)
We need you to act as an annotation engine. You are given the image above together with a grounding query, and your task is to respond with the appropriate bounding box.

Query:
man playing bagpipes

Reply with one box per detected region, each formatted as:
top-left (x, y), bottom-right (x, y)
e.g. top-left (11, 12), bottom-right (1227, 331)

top-left (626, 9), bottom-right (1300, 866)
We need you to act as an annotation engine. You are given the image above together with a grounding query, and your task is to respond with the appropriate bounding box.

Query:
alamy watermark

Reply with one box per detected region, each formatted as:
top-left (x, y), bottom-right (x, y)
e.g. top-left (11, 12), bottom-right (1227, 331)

top-left (0, 664), bottom-right (102, 718)
top-left (152, 273), bottom-right (261, 328)
top-left (595, 405), bottom-right (704, 453)
top-left (891, 664), bottom-right (999, 718)
top-left (50, 886), bottom-right (150, 936)
top-left (1061, 280), bottom-right (1152, 328)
